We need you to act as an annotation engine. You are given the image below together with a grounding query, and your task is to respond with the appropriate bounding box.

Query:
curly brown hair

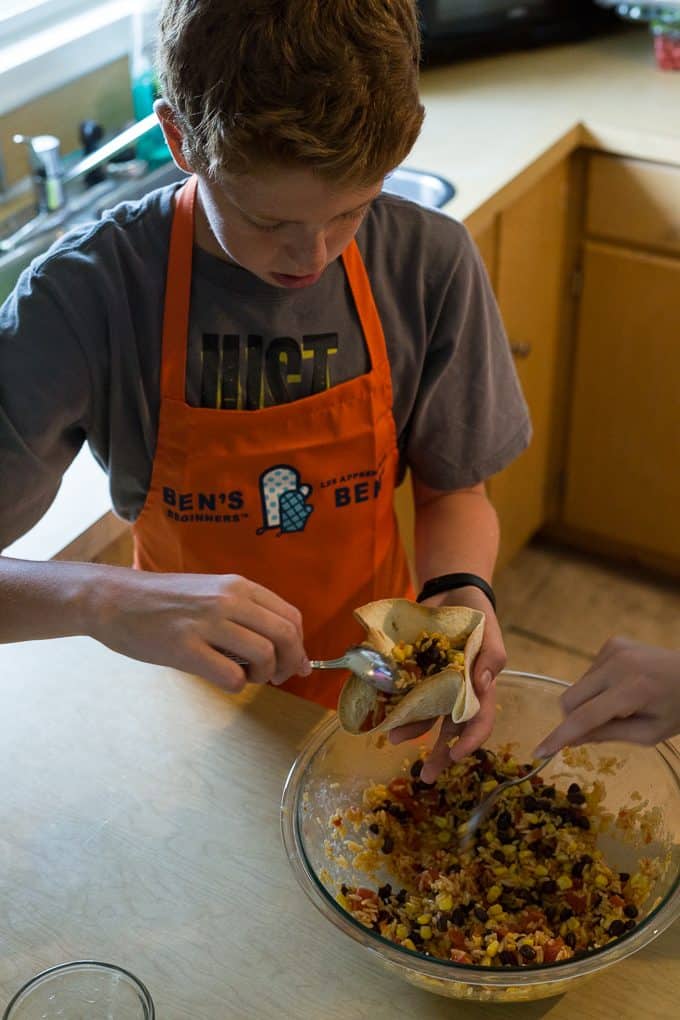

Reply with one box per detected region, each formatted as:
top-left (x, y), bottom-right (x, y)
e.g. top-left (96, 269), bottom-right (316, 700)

top-left (158, 0), bottom-right (425, 185)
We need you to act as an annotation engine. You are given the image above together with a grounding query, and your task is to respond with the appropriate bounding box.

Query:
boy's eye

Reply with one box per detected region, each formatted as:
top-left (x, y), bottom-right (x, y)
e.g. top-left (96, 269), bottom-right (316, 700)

top-left (249, 203), bottom-right (370, 232)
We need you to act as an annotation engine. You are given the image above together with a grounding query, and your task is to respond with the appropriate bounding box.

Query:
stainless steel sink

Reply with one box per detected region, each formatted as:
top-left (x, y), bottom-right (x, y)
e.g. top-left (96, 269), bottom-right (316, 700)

top-left (0, 164), bottom-right (455, 304)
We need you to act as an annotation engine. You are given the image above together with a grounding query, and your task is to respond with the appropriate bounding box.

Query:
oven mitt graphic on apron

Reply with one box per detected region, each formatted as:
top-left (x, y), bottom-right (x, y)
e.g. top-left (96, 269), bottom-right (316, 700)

top-left (258, 465), bottom-right (314, 534)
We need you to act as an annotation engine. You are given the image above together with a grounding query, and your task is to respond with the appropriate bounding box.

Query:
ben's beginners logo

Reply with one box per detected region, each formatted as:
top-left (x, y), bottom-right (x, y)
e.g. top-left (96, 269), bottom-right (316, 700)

top-left (257, 465), bottom-right (314, 536)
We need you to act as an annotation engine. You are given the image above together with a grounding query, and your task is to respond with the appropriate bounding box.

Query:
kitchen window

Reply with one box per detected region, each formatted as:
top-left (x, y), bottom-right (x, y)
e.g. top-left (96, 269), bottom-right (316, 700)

top-left (0, 0), bottom-right (138, 117)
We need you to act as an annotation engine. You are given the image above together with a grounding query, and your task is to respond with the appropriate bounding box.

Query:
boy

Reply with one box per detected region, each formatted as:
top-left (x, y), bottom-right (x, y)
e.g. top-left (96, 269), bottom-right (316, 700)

top-left (0, 0), bottom-right (529, 776)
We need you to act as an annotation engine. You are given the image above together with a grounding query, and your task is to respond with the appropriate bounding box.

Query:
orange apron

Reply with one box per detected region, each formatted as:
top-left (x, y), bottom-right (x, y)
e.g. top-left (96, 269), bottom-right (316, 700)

top-left (132, 175), bottom-right (413, 708)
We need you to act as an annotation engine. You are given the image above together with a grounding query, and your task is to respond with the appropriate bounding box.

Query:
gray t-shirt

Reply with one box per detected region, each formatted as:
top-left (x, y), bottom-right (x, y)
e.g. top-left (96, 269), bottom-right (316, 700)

top-left (0, 184), bottom-right (530, 551)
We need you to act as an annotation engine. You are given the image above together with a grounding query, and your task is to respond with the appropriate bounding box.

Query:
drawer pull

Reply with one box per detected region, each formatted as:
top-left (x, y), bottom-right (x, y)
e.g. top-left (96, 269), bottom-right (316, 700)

top-left (510, 341), bottom-right (532, 358)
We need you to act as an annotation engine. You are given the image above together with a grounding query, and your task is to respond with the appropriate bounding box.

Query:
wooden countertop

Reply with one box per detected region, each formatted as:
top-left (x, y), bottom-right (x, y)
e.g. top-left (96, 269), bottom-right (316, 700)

top-left (5, 26), bottom-right (680, 567)
top-left (0, 636), bottom-right (677, 1019)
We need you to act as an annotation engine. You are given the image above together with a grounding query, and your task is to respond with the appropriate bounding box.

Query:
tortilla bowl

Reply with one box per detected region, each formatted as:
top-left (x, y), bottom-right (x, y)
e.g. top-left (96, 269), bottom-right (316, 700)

top-left (337, 598), bottom-right (485, 735)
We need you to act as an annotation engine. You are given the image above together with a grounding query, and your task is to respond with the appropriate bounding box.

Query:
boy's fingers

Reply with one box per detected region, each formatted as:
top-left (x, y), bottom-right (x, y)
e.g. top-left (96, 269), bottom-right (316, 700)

top-left (534, 684), bottom-right (642, 757)
top-left (420, 718), bottom-right (461, 783)
top-left (448, 679), bottom-right (497, 763)
top-left (187, 645), bottom-right (248, 693)
top-left (388, 718), bottom-right (437, 745)
top-left (560, 664), bottom-right (610, 714)
top-left (566, 716), bottom-right (664, 747)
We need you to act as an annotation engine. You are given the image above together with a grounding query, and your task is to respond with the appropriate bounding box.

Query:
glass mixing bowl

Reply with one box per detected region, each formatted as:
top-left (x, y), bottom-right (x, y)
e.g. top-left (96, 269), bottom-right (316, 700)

top-left (281, 670), bottom-right (680, 1003)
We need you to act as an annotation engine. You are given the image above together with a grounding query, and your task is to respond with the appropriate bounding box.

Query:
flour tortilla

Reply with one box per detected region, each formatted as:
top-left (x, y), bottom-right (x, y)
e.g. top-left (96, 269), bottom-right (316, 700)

top-left (337, 598), bottom-right (485, 735)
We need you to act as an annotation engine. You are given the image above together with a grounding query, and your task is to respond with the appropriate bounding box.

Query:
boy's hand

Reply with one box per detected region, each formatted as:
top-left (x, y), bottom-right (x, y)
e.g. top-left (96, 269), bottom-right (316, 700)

top-left (389, 586), bottom-right (506, 783)
top-left (88, 569), bottom-right (310, 692)
top-left (534, 637), bottom-right (680, 757)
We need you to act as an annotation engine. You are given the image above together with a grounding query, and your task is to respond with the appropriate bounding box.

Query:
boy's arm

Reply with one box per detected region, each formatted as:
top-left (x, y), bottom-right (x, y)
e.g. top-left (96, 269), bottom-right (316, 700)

top-left (389, 477), bottom-right (506, 782)
top-left (0, 556), bottom-right (309, 689)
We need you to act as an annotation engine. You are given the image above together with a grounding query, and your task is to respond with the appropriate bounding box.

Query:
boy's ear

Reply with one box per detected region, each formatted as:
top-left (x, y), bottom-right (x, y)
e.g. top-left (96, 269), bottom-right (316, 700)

top-left (154, 99), bottom-right (193, 174)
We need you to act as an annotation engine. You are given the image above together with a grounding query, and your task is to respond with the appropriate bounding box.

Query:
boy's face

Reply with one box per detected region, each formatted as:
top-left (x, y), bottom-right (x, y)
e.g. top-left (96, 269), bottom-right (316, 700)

top-left (195, 166), bottom-right (383, 289)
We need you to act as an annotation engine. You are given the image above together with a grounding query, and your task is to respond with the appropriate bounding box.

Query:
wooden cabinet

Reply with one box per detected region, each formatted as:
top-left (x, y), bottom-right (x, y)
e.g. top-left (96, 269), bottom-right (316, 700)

top-left (486, 160), bottom-right (571, 571)
top-left (563, 241), bottom-right (680, 563)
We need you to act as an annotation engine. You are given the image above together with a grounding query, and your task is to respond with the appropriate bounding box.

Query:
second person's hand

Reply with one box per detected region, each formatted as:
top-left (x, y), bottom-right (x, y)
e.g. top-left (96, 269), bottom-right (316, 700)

top-left (389, 585), bottom-right (506, 783)
top-left (86, 567), bottom-right (310, 692)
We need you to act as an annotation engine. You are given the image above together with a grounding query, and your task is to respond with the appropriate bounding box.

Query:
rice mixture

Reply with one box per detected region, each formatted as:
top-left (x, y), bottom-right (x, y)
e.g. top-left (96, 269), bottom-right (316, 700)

top-left (360, 631), bottom-right (466, 732)
top-left (328, 748), bottom-right (655, 967)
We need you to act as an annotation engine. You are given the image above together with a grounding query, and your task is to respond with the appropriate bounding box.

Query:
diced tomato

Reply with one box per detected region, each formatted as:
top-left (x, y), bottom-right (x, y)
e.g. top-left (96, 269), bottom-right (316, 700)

top-left (564, 891), bottom-right (587, 915)
top-left (543, 938), bottom-right (565, 963)
top-left (356, 887), bottom-right (379, 903)
top-left (388, 777), bottom-right (412, 801)
top-left (450, 949), bottom-right (473, 964)
top-left (610, 894), bottom-right (625, 908)
top-left (448, 928), bottom-right (467, 950)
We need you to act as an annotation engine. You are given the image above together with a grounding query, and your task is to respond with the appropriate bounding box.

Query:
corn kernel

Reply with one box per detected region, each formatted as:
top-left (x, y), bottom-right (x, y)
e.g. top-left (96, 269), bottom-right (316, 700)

top-left (567, 917), bottom-right (580, 932)
top-left (481, 779), bottom-right (498, 794)
top-left (437, 894), bottom-right (453, 912)
top-left (437, 830), bottom-right (452, 843)
top-left (396, 924), bottom-right (409, 939)
top-left (336, 893), bottom-right (349, 910)
top-left (595, 874), bottom-right (609, 888)
top-left (488, 904), bottom-right (504, 917)
top-left (487, 885), bottom-right (502, 903)
top-left (486, 940), bottom-right (500, 957)
top-left (434, 815), bottom-right (449, 829)
top-left (557, 875), bottom-right (573, 891)
top-left (417, 913), bottom-right (432, 925)
top-left (535, 865), bottom-right (549, 877)
top-left (402, 938), bottom-right (416, 950)
top-left (420, 925), bottom-right (433, 940)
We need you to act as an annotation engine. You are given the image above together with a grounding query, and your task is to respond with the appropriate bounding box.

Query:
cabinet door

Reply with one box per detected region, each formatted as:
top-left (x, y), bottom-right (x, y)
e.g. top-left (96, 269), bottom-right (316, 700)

top-left (488, 160), bottom-right (570, 570)
top-left (564, 242), bottom-right (680, 560)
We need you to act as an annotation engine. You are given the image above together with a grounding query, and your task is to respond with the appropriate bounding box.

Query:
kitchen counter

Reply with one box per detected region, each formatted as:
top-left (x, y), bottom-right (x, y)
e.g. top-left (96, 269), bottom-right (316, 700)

top-left (6, 25), bottom-right (680, 565)
top-left (0, 635), bottom-right (678, 1019)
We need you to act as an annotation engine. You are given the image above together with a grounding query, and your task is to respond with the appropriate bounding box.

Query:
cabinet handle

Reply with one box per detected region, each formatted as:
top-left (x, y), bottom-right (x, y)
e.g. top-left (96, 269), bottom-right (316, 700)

top-left (510, 341), bottom-right (532, 358)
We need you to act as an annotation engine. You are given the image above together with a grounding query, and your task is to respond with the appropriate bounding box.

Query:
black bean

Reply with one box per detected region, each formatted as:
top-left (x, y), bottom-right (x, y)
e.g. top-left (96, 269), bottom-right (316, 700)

top-left (624, 904), bottom-right (638, 919)
top-left (341, 884), bottom-right (348, 895)
top-left (567, 790), bottom-right (587, 805)
top-left (382, 835), bottom-right (394, 854)
top-left (474, 907), bottom-right (488, 923)
top-left (410, 930), bottom-right (424, 946)
top-left (574, 814), bottom-right (591, 830)
top-left (377, 909), bottom-right (390, 924)
top-left (436, 914), bottom-right (449, 932)
top-left (473, 749), bottom-right (488, 762)
top-left (581, 854), bottom-right (594, 866)
top-left (536, 798), bottom-right (553, 811)
top-left (378, 883), bottom-right (392, 901)
top-left (451, 907), bottom-right (467, 926)
top-left (460, 799), bottom-right (475, 811)
top-left (571, 860), bottom-right (586, 878)
top-left (568, 783), bottom-right (582, 796)
top-left (520, 944), bottom-right (537, 961)
top-left (410, 759), bottom-right (424, 778)
top-left (541, 786), bottom-right (557, 799)
top-left (500, 950), bottom-right (518, 966)
top-left (608, 919), bottom-right (626, 936)
top-left (565, 932), bottom-right (577, 949)
top-left (499, 832), bottom-right (516, 845)
top-left (592, 893), bottom-right (602, 909)
top-left (413, 779), bottom-right (434, 793)
top-left (619, 872), bottom-right (630, 883)
top-left (497, 809), bottom-right (512, 830)
top-left (523, 795), bottom-right (538, 812)
top-left (624, 919), bottom-right (637, 931)
top-left (493, 849), bottom-right (506, 863)
top-left (369, 822), bottom-right (380, 834)
top-left (540, 879), bottom-right (557, 895)
top-left (560, 907), bottom-right (574, 921)
top-left (396, 888), bottom-right (408, 904)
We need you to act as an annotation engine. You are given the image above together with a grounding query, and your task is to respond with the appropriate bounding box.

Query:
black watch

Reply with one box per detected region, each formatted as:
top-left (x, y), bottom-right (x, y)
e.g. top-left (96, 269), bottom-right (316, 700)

top-left (416, 572), bottom-right (496, 612)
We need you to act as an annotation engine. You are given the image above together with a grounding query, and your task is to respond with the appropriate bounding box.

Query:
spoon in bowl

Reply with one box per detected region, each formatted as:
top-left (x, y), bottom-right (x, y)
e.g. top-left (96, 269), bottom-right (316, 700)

top-left (457, 753), bottom-right (556, 852)
top-left (227, 645), bottom-right (399, 694)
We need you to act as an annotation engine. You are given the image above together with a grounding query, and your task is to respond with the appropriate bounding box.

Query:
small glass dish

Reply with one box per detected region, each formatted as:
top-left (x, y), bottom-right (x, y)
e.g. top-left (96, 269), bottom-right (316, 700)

top-left (2, 961), bottom-right (155, 1019)
top-left (281, 670), bottom-right (680, 1003)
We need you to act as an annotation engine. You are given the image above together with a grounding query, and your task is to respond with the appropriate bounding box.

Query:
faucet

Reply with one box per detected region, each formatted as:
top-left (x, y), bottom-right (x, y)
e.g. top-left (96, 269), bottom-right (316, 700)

top-left (1, 113), bottom-right (161, 253)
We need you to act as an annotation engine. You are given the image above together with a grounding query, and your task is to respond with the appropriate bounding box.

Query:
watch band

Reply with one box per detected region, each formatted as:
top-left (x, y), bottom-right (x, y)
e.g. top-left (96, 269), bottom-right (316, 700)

top-left (416, 572), bottom-right (496, 612)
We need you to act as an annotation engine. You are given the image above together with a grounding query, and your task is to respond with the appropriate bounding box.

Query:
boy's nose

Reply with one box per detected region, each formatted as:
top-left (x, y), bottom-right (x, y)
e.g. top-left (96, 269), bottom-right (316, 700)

top-left (286, 231), bottom-right (327, 274)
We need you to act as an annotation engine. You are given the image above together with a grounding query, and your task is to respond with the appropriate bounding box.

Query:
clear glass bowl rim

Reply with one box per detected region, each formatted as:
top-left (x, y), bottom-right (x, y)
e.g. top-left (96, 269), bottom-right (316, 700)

top-left (280, 669), bottom-right (680, 988)
top-left (2, 961), bottom-right (156, 1019)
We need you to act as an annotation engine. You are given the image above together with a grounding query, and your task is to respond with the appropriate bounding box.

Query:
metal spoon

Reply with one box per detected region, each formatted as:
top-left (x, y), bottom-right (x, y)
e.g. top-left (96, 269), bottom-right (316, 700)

top-left (227, 645), bottom-right (399, 694)
top-left (457, 753), bottom-right (556, 852)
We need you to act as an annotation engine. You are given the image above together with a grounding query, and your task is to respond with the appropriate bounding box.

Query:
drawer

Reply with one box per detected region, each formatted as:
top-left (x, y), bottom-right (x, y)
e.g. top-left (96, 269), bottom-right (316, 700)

top-left (586, 153), bottom-right (680, 257)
